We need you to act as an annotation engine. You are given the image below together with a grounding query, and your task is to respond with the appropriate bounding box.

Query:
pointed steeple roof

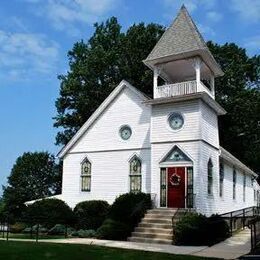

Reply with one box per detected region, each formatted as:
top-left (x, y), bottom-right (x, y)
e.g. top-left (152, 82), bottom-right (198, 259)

top-left (144, 5), bottom-right (223, 77)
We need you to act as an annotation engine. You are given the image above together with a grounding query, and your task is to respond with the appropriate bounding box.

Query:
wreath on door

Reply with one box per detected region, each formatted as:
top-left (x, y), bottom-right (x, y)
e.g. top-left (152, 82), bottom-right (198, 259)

top-left (170, 173), bottom-right (181, 186)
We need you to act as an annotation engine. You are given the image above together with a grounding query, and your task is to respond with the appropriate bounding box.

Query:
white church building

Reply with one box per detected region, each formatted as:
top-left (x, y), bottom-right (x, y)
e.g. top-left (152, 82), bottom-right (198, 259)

top-left (51, 6), bottom-right (259, 216)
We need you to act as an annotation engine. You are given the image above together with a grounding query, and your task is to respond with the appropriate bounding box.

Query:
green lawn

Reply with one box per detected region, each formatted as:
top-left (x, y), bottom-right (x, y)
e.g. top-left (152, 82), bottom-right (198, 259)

top-left (0, 241), bottom-right (216, 260)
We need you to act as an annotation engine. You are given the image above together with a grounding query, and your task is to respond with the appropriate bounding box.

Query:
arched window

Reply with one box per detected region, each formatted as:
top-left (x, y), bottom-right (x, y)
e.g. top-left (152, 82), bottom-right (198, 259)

top-left (129, 155), bottom-right (142, 193)
top-left (208, 159), bottom-right (213, 195)
top-left (219, 161), bottom-right (224, 197)
top-left (233, 168), bottom-right (237, 199)
top-left (81, 158), bottom-right (91, 191)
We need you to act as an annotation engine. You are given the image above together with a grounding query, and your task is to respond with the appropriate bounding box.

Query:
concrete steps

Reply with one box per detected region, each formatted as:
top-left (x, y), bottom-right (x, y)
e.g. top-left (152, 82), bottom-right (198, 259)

top-left (128, 208), bottom-right (180, 245)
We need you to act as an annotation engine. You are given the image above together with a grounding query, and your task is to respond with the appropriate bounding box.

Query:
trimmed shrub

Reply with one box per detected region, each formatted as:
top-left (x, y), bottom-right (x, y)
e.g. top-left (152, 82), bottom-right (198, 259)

top-left (22, 224), bottom-right (48, 234)
top-left (109, 193), bottom-right (152, 227)
top-left (74, 200), bottom-right (109, 230)
top-left (48, 224), bottom-right (75, 236)
top-left (96, 219), bottom-right (131, 240)
top-left (24, 199), bottom-right (75, 228)
top-left (174, 212), bottom-right (230, 246)
top-left (78, 229), bottom-right (97, 238)
top-left (174, 213), bottom-right (208, 246)
top-left (207, 214), bottom-right (230, 244)
top-left (10, 222), bottom-right (27, 233)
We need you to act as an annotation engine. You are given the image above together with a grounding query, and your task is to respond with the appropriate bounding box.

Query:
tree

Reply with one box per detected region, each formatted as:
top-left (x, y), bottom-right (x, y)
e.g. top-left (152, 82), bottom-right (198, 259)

top-left (54, 17), bottom-right (260, 173)
top-left (54, 17), bottom-right (164, 145)
top-left (2, 152), bottom-right (62, 219)
top-left (207, 42), bottom-right (260, 172)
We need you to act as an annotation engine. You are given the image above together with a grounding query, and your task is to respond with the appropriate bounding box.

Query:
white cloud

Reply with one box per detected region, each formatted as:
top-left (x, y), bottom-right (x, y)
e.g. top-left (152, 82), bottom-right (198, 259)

top-left (206, 11), bottom-right (222, 22)
top-left (244, 35), bottom-right (260, 54)
top-left (0, 31), bottom-right (59, 81)
top-left (25, 0), bottom-right (120, 36)
top-left (230, 0), bottom-right (260, 23)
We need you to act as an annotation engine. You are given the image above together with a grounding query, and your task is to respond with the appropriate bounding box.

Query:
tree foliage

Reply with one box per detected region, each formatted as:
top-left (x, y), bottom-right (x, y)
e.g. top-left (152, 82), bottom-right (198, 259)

top-left (54, 17), bottom-right (260, 173)
top-left (54, 17), bottom-right (164, 145)
top-left (2, 152), bottom-right (62, 219)
top-left (25, 199), bottom-right (74, 228)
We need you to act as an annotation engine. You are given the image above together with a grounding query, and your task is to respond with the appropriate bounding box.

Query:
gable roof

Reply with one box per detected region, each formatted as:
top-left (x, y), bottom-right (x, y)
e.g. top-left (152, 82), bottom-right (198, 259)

top-left (58, 80), bottom-right (150, 158)
top-left (220, 147), bottom-right (257, 177)
top-left (143, 5), bottom-right (223, 77)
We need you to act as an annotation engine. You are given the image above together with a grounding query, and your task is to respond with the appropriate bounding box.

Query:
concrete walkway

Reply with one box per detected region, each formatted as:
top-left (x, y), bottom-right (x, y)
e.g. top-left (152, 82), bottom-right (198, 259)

top-left (0, 228), bottom-right (252, 259)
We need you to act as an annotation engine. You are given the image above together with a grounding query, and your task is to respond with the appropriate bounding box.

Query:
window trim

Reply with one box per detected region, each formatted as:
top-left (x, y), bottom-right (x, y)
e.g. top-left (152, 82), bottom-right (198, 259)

top-left (233, 167), bottom-right (237, 200)
top-left (208, 158), bottom-right (213, 195)
top-left (219, 161), bottom-right (224, 197)
top-left (81, 157), bottom-right (91, 192)
top-left (129, 155), bottom-right (142, 193)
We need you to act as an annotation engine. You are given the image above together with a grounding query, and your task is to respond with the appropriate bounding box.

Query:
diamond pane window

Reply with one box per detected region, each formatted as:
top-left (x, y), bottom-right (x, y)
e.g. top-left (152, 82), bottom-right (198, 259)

top-left (129, 156), bottom-right (141, 193)
top-left (81, 158), bottom-right (91, 191)
top-left (160, 168), bottom-right (167, 207)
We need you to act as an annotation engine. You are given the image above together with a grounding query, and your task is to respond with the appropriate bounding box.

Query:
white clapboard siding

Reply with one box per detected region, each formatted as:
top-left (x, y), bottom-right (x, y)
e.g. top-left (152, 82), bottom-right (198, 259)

top-left (199, 100), bottom-right (219, 148)
top-left (61, 86), bottom-right (151, 208)
top-left (62, 149), bottom-right (151, 208)
top-left (70, 87), bottom-right (151, 153)
top-left (151, 100), bottom-right (200, 143)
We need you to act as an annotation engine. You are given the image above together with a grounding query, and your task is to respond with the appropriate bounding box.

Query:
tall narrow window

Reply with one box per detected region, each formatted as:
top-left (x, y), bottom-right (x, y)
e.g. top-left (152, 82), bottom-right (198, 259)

top-left (208, 159), bottom-right (213, 195)
top-left (129, 156), bottom-right (142, 193)
top-left (243, 173), bottom-right (246, 202)
top-left (233, 168), bottom-right (237, 199)
top-left (219, 162), bottom-right (224, 197)
top-left (160, 168), bottom-right (167, 207)
top-left (81, 158), bottom-right (91, 191)
top-left (187, 167), bottom-right (194, 208)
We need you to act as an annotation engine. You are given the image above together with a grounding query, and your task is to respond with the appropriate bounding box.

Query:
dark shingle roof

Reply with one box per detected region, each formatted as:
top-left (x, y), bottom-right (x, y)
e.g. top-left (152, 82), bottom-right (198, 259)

top-left (145, 5), bottom-right (209, 61)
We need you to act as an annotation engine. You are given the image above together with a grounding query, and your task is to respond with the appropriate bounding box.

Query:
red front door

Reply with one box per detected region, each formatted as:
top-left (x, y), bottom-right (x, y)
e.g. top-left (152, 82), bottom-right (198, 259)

top-left (167, 167), bottom-right (186, 208)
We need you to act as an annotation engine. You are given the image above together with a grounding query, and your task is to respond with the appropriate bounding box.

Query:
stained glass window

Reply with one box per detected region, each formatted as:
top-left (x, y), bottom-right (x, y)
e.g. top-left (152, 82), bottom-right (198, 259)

top-left (208, 159), bottom-right (213, 195)
top-left (129, 156), bottom-right (141, 193)
top-left (81, 158), bottom-right (91, 191)
top-left (219, 162), bottom-right (224, 197)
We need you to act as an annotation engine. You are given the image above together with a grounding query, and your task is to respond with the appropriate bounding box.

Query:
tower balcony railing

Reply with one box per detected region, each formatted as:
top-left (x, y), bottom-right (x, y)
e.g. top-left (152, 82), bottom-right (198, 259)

top-left (156, 80), bottom-right (214, 99)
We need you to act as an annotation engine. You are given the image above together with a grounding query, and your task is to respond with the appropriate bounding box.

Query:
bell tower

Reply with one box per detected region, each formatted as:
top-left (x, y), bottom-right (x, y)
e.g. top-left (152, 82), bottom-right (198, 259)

top-left (143, 5), bottom-right (223, 100)
top-left (144, 5), bottom-right (226, 210)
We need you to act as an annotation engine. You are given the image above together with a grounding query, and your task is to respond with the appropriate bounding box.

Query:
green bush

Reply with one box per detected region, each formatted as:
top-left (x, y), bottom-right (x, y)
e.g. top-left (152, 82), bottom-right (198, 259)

top-left (174, 212), bottom-right (230, 246)
top-left (22, 224), bottom-right (48, 234)
top-left (109, 193), bottom-right (152, 227)
top-left (96, 219), bottom-right (131, 240)
top-left (48, 224), bottom-right (75, 236)
top-left (10, 222), bottom-right (27, 233)
top-left (24, 199), bottom-right (75, 228)
top-left (207, 214), bottom-right (230, 244)
top-left (74, 200), bottom-right (109, 230)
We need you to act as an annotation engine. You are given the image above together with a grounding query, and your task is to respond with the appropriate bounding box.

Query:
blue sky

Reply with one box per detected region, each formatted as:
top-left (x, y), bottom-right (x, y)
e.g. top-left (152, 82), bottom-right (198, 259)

top-left (0, 0), bottom-right (259, 194)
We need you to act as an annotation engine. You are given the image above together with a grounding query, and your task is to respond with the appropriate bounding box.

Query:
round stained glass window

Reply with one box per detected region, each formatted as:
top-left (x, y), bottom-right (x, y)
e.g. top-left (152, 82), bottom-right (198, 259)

top-left (168, 113), bottom-right (184, 130)
top-left (119, 125), bottom-right (132, 140)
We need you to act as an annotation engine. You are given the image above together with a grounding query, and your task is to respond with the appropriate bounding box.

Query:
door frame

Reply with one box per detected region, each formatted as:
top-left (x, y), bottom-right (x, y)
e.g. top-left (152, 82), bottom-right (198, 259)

top-left (160, 166), bottom-right (189, 208)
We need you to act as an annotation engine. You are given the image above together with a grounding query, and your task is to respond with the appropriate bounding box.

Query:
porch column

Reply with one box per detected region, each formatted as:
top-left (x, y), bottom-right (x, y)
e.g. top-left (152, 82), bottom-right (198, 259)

top-left (210, 74), bottom-right (215, 98)
top-left (191, 57), bottom-right (202, 91)
top-left (153, 67), bottom-right (160, 98)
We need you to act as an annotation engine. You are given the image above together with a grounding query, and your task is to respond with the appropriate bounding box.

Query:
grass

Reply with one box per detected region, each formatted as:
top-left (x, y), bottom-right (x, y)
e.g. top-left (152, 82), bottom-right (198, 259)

top-left (0, 240), bottom-right (217, 260)
top-left (7, 233), bottom-right (65, 240)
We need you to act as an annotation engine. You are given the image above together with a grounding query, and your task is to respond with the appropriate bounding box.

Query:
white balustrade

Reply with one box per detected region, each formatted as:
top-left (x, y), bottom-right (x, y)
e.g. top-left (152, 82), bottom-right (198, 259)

top-left (157, 80), bottom-right (214, 99)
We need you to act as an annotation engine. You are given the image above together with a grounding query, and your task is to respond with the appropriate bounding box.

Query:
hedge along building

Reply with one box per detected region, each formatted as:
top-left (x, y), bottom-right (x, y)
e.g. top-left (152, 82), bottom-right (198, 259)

top-left (45, 6), bottom-right (259, 216)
